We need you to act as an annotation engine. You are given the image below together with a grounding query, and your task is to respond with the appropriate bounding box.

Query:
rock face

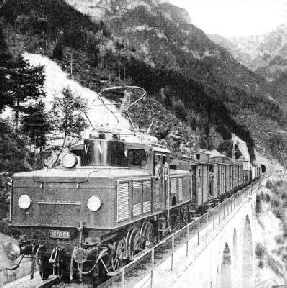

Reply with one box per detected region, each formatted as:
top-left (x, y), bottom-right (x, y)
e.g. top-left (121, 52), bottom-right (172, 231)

top-left (158, 2), bottom-right (191, 24)
top-left (65, 0), bottom-right (182, 21)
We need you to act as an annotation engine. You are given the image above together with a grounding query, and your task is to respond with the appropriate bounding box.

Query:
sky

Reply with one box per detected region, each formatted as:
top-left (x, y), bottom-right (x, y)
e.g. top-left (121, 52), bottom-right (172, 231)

top-left (169, 0), bottom-right (287, 37)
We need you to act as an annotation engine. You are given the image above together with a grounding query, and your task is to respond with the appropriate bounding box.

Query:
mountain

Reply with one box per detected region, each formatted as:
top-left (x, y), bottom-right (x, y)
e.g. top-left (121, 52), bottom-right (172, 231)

top-left (211, 24), bottom-right (287, 82)
top-left (1, 0), bottom-right (287, 164)
top-left (211, 25), bottom-right (287, 123)
top-left (62, 0), bottom-right (265, 93)
top-left (208, 34), bottom-right (254, 70)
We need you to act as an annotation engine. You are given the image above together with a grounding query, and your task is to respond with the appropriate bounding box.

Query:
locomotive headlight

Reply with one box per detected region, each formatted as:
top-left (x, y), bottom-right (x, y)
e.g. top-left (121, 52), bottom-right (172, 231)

top-left (18, 194), bottom-right (31, 209)
top-left (87, 196), bottom-right (102, 212)
top-left (62, 153), bottom-right (78, 168)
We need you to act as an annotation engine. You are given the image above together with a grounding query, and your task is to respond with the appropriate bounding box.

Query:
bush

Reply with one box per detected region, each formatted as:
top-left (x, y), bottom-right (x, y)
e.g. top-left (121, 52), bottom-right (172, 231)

top-left (273, 208), bottom-right (284, 220)
top-left (266, 180), bottom-right (273, 189)
top-left (271, 198), bottom-right (280, 208)
top-left (265, 193), bottom-right (271, 202)
top-left (255, 243), bottom-right (266, 259)
top-left (275, 234), bottom-right (285, 245)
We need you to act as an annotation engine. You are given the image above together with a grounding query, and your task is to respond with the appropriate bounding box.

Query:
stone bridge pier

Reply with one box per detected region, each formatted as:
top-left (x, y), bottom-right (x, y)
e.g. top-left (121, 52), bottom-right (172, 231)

top-left (172, 191), bottom-right (257, 288)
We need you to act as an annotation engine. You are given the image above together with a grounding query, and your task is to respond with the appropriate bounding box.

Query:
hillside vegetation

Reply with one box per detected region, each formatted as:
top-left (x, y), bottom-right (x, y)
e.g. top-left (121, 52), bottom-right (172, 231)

top-left (0, 0), bottom-right (287, 167)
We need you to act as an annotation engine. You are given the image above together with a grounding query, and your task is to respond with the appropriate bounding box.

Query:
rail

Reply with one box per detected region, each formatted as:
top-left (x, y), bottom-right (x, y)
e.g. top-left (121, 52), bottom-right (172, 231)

top-left (98, 178), bottom-right (263, 288)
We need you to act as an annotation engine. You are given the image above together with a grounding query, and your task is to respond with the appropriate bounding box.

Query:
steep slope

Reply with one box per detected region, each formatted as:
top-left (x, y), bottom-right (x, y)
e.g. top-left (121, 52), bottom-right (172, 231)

top-left (208, 34), bottom-right (254, 69)
top-left (22, 53), bottom-right (200, 152)
top-left (107, 4), bottom-right (266, 93)
top-left (266, 72), bottom-right (287, 112)
top-left (216, 24), bottom-right (287, 82)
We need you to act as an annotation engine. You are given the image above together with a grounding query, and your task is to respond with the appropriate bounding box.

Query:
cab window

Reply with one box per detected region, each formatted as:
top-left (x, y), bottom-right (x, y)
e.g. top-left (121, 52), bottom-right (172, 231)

top-left (127, 149), bottom-right (147, 167)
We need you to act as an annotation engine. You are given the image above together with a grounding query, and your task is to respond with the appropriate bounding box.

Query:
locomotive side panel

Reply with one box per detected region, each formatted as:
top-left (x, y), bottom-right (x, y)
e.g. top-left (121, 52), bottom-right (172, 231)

top-left (196, 165), bottom-right (203, 207)
top-left (202, 164), bottom-right (209, 205)
top-left (223, 165), bottom-right (227, 195)
top-left (213, 164), bottom-right (218, 198)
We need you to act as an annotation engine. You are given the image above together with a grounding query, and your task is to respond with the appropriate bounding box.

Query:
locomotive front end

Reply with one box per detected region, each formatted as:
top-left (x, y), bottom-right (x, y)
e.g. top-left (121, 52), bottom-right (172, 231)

top-left (11, 165), bottom-right (115, 280)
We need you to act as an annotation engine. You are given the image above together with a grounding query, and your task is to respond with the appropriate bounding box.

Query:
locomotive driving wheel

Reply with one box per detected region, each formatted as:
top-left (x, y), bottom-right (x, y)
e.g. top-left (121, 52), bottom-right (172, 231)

top-left (110, 238), bottom-right (126, 272)
top-left (141, 222), bottom-right (155, 249)
top-left (127, 228), bottom-right (141, 261)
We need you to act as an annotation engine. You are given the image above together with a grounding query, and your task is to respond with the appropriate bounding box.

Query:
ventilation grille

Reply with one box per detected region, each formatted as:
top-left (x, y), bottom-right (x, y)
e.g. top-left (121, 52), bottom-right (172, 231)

top-left (133, 203), bottom-right (142, 216)
top-left (143, 201), bottom-right (151, 213)
top-left (117, 182), bottom-right (129, 222)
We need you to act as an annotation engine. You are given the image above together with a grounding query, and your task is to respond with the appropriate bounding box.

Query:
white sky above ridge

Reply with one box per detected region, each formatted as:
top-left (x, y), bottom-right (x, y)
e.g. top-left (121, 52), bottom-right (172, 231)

top-left (169, 0), bottom-right (287, 37)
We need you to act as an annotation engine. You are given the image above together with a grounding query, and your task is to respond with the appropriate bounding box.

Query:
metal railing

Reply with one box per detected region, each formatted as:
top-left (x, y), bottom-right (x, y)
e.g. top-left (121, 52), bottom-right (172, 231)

top-left (99, 179), bottom-right (262, 288)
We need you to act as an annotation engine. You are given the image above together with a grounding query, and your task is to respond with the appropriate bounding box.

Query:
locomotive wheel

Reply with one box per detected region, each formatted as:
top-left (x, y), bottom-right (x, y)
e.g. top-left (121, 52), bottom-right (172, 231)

top-left (127, 228), bottom-right (141, 261)
top-left (116, 238), bottom-right (127, 264)
top-left (110, 239), bottom-right (126, 271)
top-left (36, 246), bottom-right (53, 280)
top-left (141, 222), bottom-right (155, 249)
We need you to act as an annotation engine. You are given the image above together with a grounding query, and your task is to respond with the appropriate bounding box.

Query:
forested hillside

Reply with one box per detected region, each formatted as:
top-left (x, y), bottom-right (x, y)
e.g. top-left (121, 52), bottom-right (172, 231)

top-left (0, 0), bottom-right (287, 170)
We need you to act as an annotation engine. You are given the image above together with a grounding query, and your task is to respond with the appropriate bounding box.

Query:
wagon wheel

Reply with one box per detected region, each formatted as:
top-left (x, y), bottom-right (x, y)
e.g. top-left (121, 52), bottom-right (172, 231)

top-left (141, 222), bottom-right (155, 249)
top-left (127, 229), bottom-right (141, 261)
top-left (110, 239), bottom-right (126, 271)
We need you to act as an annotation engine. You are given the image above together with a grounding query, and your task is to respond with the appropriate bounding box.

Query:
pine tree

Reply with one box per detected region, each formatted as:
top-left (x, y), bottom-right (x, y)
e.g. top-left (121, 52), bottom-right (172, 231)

top-left (21, 101), bottom-right (50, 151)
top-left (8, 56), bottom-right (45, 130)
top-left (0, 26), bottom-right (45, 130)
top-left (0, 26), bottom-right (13, 111)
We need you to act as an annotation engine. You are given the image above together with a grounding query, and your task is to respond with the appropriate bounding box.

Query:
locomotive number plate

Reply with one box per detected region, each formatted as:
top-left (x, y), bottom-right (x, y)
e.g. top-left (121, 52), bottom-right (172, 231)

top-left (49, 230), bottom-right (70, 239)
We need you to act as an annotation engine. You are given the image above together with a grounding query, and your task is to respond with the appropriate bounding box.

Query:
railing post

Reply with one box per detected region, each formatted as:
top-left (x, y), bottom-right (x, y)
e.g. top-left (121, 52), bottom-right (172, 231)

top-left (171, 234), bottom-right (174, 271)
top-left (122, 267), bottom-right (125, 288)
top-left (150, 248), bottom-right (155, 288)
top-left (206, 214), bottom-right (208, 243)
top-left (186, 225), bottom-right (189, 256)
top-left (219, 207), bottom-right (221, 225)
top-left (197, 221), bottom-right (200, 245)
